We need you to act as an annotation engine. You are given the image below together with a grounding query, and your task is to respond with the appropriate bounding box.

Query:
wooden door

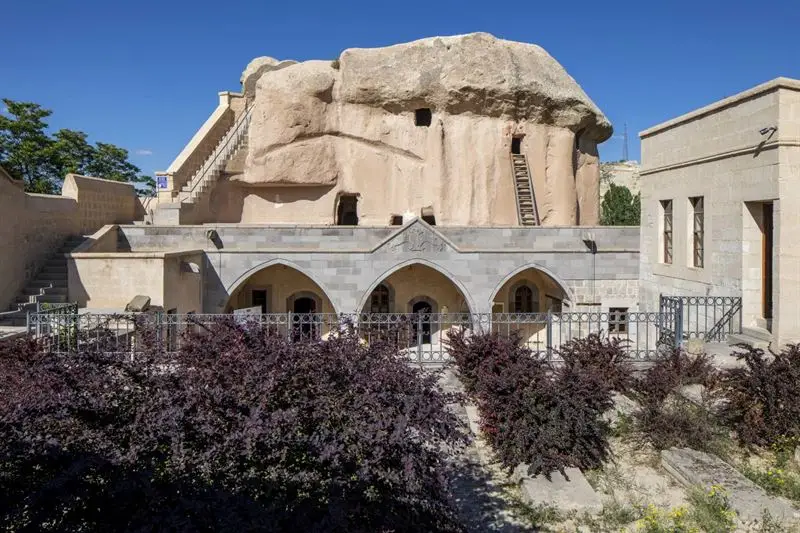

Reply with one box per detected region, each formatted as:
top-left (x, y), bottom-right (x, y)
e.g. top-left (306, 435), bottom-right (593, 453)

top-left (762, 203), bottom-right (773, 327)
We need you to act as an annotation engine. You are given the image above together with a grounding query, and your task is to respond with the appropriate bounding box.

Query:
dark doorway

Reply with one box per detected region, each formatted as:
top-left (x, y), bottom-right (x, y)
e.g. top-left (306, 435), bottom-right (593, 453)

top-left (252, 289), bottom-right (267, 313)
top-left (762, 202), bottom-right (774, 330)
top-left (415, 108), bottom-right (432, 127)
top-left (412, 300), bottom-right (433, 344)
top-left (336, 195), bottom-right (358, 225)
top-left (293, 297), bottom-right (318, 340)
top-left (511, 137), bottom-right (522, 155)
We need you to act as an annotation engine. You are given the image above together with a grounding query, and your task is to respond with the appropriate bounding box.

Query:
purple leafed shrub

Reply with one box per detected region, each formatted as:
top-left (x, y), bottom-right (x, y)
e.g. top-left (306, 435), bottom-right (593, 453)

top-left (629, 348), bottom-right (721, 452)
top-left (720, 344), bottom-right (800, 447)
top-left (0, 319), bottom-right (468, 532)
top-left (447, 331), bottom-right (629, 477)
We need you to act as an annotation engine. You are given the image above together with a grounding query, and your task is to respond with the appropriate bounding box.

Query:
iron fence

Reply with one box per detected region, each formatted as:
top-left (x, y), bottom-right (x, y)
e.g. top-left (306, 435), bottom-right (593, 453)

top-left (27, 309), bottom-right (681, 363)
top-left (659, 295), bottom-right (742, 342)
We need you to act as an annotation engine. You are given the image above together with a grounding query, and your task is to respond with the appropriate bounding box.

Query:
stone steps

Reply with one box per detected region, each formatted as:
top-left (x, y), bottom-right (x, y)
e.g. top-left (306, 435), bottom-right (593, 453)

top-left (728, 326), bottom-right (772, 350)
top-left (8, 236), bottom-right (87, 313)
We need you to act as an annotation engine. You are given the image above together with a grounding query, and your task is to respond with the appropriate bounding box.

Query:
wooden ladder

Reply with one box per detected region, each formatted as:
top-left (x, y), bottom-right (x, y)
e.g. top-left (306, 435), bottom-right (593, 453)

top-left (511, 154), bottom-right (540, 226)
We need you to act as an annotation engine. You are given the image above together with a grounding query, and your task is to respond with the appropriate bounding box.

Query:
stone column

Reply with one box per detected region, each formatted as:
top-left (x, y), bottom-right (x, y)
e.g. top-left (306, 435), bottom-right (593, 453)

top-left (544, 128), bottom-right (577, 226)
top-left (575, 136), bottom-right (601, 226)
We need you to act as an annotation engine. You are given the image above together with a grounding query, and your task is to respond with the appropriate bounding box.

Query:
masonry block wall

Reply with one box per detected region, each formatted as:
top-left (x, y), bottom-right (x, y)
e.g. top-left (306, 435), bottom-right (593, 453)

top-left (105, 223), bottom-right (641, 316)
top-left (639, 79), bottom-right (800, 346)
top-left (0, 171), bottom-right (142, 311)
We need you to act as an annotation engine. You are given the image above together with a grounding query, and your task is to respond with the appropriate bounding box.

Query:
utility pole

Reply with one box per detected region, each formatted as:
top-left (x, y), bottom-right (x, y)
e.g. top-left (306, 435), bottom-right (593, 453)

top-left (622, 122), bottom-right (629, 162)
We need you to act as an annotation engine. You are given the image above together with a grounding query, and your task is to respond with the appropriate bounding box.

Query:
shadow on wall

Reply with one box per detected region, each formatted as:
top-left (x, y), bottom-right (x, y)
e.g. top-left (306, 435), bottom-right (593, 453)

top-left (209, 181), bottom-right (337, 224)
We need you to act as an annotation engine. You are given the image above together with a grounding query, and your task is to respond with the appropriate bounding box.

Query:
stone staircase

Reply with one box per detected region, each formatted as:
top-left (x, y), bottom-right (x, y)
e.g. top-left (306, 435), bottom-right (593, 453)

top-left (728, 325), bottom-right (772, 350)
top-left (11, 235), bottom-right (86, 313)
top-left (178, 104), bottom-right (252, 206)
top-left (511, 154), bottom-right (540, 226)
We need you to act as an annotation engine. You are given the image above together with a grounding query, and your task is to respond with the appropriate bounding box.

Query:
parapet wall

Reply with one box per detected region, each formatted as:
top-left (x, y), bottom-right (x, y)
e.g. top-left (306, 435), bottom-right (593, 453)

top-left (0, 170), bottom-right (143, 311)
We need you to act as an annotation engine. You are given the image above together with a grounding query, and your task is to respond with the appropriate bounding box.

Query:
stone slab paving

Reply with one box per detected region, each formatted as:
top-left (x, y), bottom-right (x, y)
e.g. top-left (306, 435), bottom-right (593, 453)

top-left (662, 447), bottom-right (800, 526)
top-left (447, 402), bottom-right (533, 532)
top-left (464, 400), bottom-right (602, 516)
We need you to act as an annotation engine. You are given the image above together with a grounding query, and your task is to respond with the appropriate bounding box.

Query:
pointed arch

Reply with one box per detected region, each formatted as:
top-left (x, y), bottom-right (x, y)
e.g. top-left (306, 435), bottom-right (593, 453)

top-left (489, 263), bottom-right (575, 309)
top-left (225, 258), bottom-right (339, 314)
top-left (357, 259), bottom-right (477, 315)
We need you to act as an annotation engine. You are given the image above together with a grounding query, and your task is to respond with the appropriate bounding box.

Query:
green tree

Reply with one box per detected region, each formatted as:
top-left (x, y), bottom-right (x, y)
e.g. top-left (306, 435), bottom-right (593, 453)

top-left (1, 98), bottom-right (153, 195)
top-left (84, 142), bottom-right (140, 182)
top-left (49, 128), bottom-right (94, 176)
top-left (0, 99), bottom-right (58, 193)
top-left (601, 183), bottom-right (641, 226)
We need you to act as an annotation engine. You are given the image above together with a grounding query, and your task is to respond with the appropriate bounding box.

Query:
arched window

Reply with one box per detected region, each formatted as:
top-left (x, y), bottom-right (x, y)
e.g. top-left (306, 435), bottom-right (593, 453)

top-left (511, 284), bottom-right (539, 313)
top-left (370, 284), bottom-right (391, 313)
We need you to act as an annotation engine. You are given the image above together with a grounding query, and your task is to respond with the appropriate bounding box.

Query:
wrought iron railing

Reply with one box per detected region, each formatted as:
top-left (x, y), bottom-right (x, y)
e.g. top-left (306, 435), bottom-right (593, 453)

top-left (659, 295), bottom-right (742, 342)
top-left (27, 310), bottom-right (680, 363)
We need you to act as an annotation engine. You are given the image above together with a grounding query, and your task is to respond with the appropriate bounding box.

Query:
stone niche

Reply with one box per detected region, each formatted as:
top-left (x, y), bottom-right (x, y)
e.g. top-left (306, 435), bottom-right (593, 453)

top-left (230, 32), bottom-right (612, 226)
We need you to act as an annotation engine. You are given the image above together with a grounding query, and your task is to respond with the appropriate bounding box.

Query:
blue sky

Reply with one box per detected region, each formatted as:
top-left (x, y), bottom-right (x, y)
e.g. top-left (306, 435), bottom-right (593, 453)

top-left (2, 0), bottom-right (798, 175)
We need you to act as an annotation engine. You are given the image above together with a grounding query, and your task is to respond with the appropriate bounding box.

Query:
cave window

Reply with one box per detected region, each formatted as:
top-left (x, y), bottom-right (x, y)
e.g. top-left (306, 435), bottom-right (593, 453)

top-left (390, 215), bottom-right (403, 226)
top-left (422, 214), bottom-right (436, 225)
top-left (511, 136), bottom-right (522, 155)
top-left (336, 195), bottom-right (359, 226)
top-left (415, 108), bottom-right (432, 127)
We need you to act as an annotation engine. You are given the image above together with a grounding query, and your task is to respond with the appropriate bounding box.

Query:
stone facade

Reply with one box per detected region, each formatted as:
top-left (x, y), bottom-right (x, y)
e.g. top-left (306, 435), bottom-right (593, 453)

top-left (639, 77), bottom-right (800, 347)
top-left (69, 221), bottom-right (640, 316)
top-left (0, 170), bottom-right (142, 311)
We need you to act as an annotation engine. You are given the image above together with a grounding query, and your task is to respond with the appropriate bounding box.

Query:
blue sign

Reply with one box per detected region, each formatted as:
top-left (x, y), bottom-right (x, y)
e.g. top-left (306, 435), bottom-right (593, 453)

top-left (157, 176), bottom-right (168, 189)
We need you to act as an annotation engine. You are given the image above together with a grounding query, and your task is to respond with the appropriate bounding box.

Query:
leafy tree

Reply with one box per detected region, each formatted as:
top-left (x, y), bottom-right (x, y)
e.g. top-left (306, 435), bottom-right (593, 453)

top-left (601, 183), bottom-right (641, 226)
top-left (84, 142), bottom-right (140, 182)
top-left (49, 128), bottom-right (94, 176)
top-left (0, 98), bottom-right (153, 195)
top-left (0, 100), bottom-right (58, 193)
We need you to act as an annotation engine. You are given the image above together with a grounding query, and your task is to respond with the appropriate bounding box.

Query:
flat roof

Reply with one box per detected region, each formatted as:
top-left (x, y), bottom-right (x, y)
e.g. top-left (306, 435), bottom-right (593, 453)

top-left (639, 77), bottom-right (800, 138)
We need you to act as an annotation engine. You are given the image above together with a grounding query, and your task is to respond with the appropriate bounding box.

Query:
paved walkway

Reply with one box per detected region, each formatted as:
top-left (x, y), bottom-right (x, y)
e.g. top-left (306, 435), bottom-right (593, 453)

top-left (0, 325), bottom-right (26, 342)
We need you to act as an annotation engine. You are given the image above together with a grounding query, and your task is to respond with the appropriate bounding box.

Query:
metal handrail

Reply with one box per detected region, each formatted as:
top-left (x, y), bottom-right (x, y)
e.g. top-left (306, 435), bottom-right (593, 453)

top-left (181, 104), bottom-right (253, 200)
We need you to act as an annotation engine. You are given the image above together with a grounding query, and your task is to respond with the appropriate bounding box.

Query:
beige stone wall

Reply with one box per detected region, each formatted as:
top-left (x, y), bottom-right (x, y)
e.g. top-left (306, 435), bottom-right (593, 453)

top-left (163, 252), bottom-right (204, 314)
top-left (68, 255), bottom-right (165, 309)
top-left (67, 249), bottom-right (203, 312)
top-left (0, 173), bottom-right (79, 310)
top-left (0, 172), bottom-right (141, 311)
top-left (62, 174), bottom-right (138, 234)
top-left (639, 79), bottom-right (800, 346)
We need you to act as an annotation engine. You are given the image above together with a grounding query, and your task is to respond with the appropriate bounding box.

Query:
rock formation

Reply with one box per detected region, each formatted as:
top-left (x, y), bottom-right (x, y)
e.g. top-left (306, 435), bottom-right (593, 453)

top-left (231, 33), bottom-right (611, 226)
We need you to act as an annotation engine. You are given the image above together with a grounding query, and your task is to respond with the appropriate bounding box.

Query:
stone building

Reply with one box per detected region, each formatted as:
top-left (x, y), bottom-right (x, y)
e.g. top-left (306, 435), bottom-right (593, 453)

top-left (638, 77), bottom-right (800, 348)
top-left (57, 33), bottom-right (640, 323)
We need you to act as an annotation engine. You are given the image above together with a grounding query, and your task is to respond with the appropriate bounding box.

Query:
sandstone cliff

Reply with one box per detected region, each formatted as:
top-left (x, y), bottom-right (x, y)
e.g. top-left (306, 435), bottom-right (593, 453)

top-left (229, 33), bottom-right (610, 226)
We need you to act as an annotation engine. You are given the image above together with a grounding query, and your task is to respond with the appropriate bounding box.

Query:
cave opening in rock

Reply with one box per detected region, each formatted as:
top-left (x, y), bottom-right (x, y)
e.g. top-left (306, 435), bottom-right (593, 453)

top-left (511, 136), bottom-right (522, 154)
top-left (415, 108), bottom-right (432, 127)
top-left (336, 194), bottom-right (359, 225)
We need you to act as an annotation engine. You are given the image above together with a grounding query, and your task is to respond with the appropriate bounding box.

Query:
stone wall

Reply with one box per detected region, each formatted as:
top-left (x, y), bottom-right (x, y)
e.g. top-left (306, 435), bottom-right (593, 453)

top-left (75, 222), bottom-right (640, 315)
top-left (62, 174), bottom-right (139, 234)
top-left (639, 78), bottom-right (800, 346)
top-left (0, 170), bottom-right (141, 311)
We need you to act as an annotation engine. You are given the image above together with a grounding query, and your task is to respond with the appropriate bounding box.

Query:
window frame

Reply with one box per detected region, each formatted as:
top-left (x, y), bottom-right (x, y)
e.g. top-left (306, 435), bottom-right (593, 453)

top-left (608, 307), bottom-right (629, 334)
top-left (661, 199), bottom-right (673, 265)
top-left (690, 196), bottom-right (704, 268)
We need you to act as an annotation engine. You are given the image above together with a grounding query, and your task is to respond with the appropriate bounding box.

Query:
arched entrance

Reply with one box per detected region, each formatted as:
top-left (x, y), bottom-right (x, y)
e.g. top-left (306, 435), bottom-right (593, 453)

top-left (226, 263), bottom-right (335, 340)
top-left (489, 266), bottom-right (571, 352)
top-left (360, 262), bottom-right (472, 363)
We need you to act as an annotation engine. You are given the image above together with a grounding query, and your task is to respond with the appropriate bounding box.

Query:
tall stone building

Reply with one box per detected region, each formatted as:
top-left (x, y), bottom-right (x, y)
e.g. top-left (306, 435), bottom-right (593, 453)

top-left (639, 77), bottom-right (800, 348)
top-left (58, 33), bottom-right (640, 321)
